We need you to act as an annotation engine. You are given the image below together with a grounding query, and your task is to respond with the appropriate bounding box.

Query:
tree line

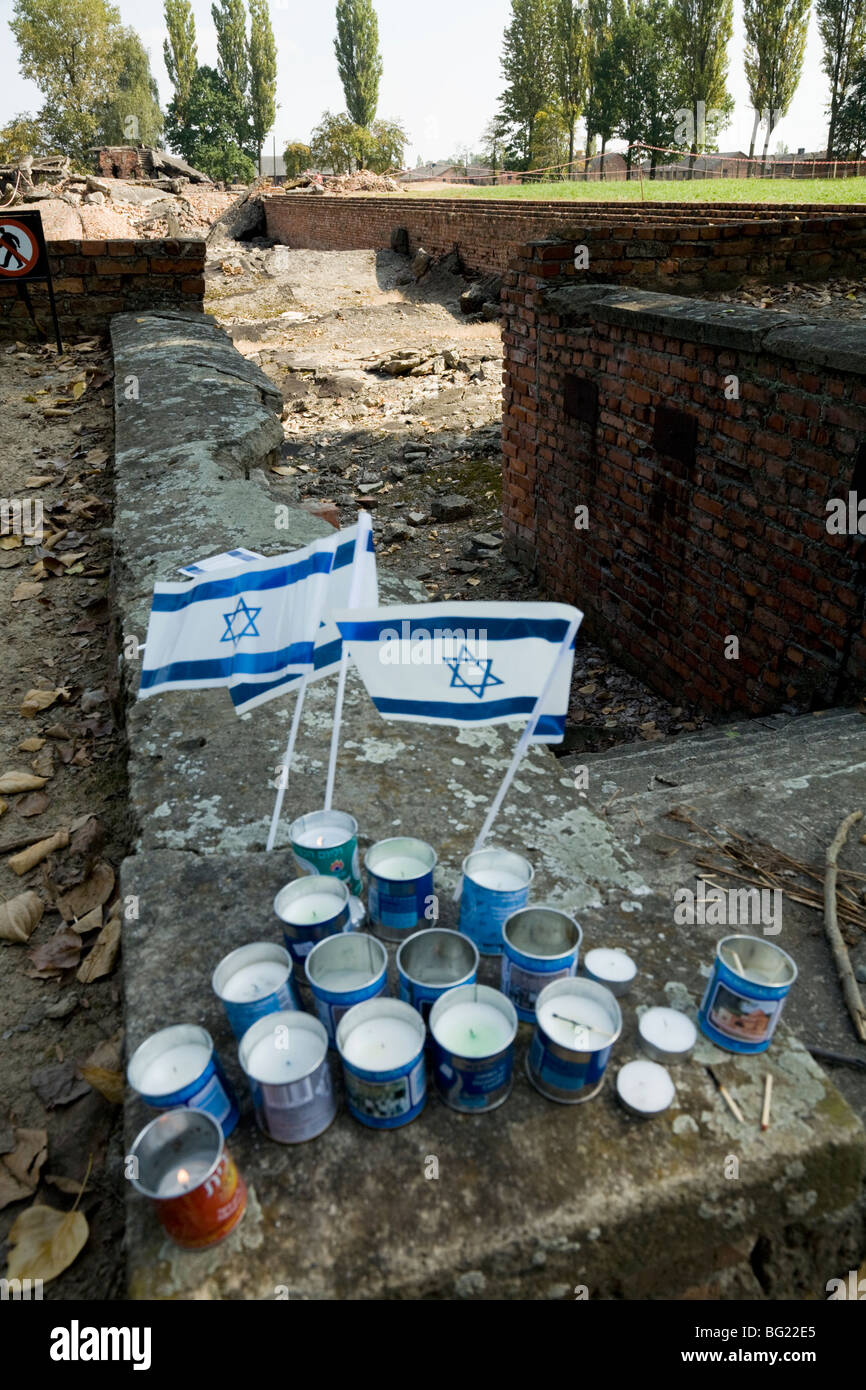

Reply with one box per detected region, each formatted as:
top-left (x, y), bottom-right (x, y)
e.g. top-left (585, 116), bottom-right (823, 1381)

top-left (489, 0), bottom-right (866, 177)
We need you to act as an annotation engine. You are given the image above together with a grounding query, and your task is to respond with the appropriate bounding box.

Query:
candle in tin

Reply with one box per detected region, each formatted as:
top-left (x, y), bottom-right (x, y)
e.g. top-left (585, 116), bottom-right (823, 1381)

top-left (583, 947), bottom-right (637, 996)
top-left (342, 1016), bottom-right (421, 1070)
top-left (212, 942), bottom-right (299, 1040)
top-left (527, 976), bottom-right (622, 1105)
top-left (128, 1109), bottom-right (247, 1249)
top-left (536, 994), bottom-right (614, 1051)
top-left (289, 809), bottom-right (362, 896)
top-left (305, 932), bottom-right (388, 1047)
top-left (638, 1007), bottom-right (697, 1063)
top-left (239, 1011), bottom-right (336, 1144)
top-left (396, 928), bottom-right (479, 1021)
top-left (127, 1024), bottom-right (240, 1136)
top-left (616, 1059), bottom-right (676, 1117)
top-left (458, 846), bottom-right (533, 957)
top-left (501, 905), bottom-right (582, 1022)
top-left (337, 998), bottom-right (427, 1129)
top-left (275, 875), bottom-right (352, 979)
top-left (698, 935), bottom-right (798, 1055)
top-left (429, 984), bottom-right (518, 1113)
top-left (365, 837), bottom-right (437, 943)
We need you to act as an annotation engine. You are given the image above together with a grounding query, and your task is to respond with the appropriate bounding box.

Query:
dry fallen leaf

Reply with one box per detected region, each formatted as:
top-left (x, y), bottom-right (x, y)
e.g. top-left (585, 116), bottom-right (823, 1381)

top-left (16, 792), bottom-right (50, 818)
top-left (24, 476), bottom-right (55, 488)
top-left (78, 1066), bottom-right (123, 1104)
top-left (57, 863), bottom-right (115, 921)
top-left (11, 582), bottom-right (45, 603)
top-left (0, 771), bottom-right (48, 794)
top-left (8, 828), bottom-right (69, 876)
top-left (72, 906), bottom-right (102, 934)
top-left (0, 891), bottom-right (44, 943)
top-left (6, 1202), bottom-right (89, 1285)
top-left (18, 738), bottom-right (45, 753)
top-left (1, 1129), bottom-right (47, 1191)
top-left (30, 747), bottom-right (54, 779)
top-left (27, 927), bottom-right (82, 978)
top-left (44, 1174), bottom-right (84, 1196)
top-left (0, 799), bottom-right (7, 818)
top-left (0, 535), bottom-right (23, 550)
top-left (76, 915), bottom-right (120, 983)
top-left (20, 689), bottom-right (66, 719)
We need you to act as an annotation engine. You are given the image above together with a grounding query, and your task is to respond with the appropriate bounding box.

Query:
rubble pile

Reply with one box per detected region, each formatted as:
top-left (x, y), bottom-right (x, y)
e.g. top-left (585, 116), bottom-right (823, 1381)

top-left (279, 169), bottom-right (401, 195)
top-left (0, 166), bottom-right (235, 241)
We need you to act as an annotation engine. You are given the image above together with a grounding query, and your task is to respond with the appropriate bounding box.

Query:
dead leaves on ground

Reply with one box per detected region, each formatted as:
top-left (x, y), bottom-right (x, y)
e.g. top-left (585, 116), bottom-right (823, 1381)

top-left (0, 1129), bottom-right (48, 1210)
top-left (27, 926), bottom-right (83, 979)
top-left (0, 771), bottom-right (48, 794)
top-left (19, 688), bottom-right (69, 719)
top-left (6, 1202), bottom-right (89, 1285)
top-left (0, 890), bottom-right (44, 943)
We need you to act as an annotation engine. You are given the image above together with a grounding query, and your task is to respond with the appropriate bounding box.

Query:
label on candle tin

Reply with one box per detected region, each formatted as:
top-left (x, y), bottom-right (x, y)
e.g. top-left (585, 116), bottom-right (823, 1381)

top-left (501, 957), bottom-right (576, 1023)
top-left (459, 876), bottom-right (530, 956)
top-left (255, 1064), bottom-right (336, 1144)
top-left (433, 1047), bottom-right (513, 1112)
top-left (138, 1053), bottom-right (240, 1138)
top-left (157, 1148), bottom-right (247, 1250)
top-left (368, 874), bottom-right (433, 936)
top-left (701, 978), bottom-right (783, 1048)
top-left (342, 1058), bottom-right (426, 1129)
top-left (312, 976), bottom-right (388, 1047)
top-left (222, 979), bottom-right (300, 1042)
top-left (292, 841), bottom-right (362, 897)
top-left (528, 1029), bottom-right (612, 1101)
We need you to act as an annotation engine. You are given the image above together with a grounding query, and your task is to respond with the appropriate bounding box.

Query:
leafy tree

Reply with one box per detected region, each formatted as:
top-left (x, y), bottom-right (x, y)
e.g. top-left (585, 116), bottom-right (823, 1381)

top-left (836, 55), bottom-right (866, 151)
top-left (213, 0), bottom-right (251, 149)
top-left (366, 118), bottom-right (408, 171)
top-left (96, 27), bottom-right (163, 147)
top-left (334, 0), bottom-right (383, 128)
top-left (611, 0), bottom-right (679, 175)
top-left (744, 0), bottom-right (810, 170)
top-left (586, 0), bottom-right (622, 177)
top-left (283, 141), bottom-right (312, 176)
top-left (249, 0), bottom-right (277, 173)
top-left (582, 0), bottom-right (611, 166)
top-left (499, 0), bottom-right (556, 167)
top-left (10, 0), bottom-right (124, 160)
top-left (165, 64), bottom-right (255, 181)
top-left (310, 109), bottom-right (365, 173)
top-left (552, 0), bottom-right (587, 172)
top-left (0, 112), bottom-right (50, 162)
top-left (670, 0), bottom-right (735, 174)
top-left (818, 0), bottom-right (866, 155)
top-left (479, 114), bottom-right (510, 175)
top-left (163, 0), bottom-right (197, 127)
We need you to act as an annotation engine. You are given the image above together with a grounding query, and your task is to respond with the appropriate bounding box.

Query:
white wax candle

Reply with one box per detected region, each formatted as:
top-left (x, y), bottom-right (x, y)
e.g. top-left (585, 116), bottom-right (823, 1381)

top-left (221, 960), bottom-right (287, 1002)
top-left (585, 948), bottom-right (636, 984)
top-left (319, 968), bottom-right (374, 993)
top-left (372, 855), bottom-right (428, 881)
top-left (617, 1059), bottom-right (675, 1115)
top-left (138, 1042), bottom-right (210, 1096)
top-left (295, 826), bottom-right (346, 849)
top-left (639, 1007), bottom-right (696, 1056)
top-left (537, 996), bottom-right (613, 1051)
top-left (156, 1158), bottom-right (211, 1197)
top-left (433, 1002), bottom-right (513, 1058)
top-left (342, 1017), bottom-right (421, 1070)
top-left (469, 868), bottom-right (526, 892)
top-left (284, 892), bottom-right (343, 925)
top-left (247, 1028), bottom-right (324, 1083)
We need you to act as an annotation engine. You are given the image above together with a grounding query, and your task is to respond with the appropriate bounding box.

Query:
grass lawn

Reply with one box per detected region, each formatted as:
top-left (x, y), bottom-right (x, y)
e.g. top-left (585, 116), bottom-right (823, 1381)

top-left (402, 177), bottom-right (866, 205)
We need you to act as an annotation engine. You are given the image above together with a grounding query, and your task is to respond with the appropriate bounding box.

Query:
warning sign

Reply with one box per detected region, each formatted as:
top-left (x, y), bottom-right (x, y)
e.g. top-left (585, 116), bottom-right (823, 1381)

top-left (0, 211), bottom-right (49, 280)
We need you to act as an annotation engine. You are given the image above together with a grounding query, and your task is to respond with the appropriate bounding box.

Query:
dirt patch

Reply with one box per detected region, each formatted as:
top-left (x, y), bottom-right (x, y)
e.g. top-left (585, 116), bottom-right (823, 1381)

top-left (0, 342), bottom-right (128, 1299)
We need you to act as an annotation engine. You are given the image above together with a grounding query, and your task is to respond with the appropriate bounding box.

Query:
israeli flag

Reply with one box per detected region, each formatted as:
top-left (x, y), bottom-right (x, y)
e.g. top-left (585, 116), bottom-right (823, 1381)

top-left (334, 602), bottom-right (582, 743)
top-left (138, 534), bottom-right (340, 706)
top-left (228, 515), bottom-right (378, 714)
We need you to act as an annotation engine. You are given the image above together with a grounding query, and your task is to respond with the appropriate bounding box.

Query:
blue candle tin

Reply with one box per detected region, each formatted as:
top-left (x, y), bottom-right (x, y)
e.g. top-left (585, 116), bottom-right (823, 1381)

top-left (429, 983), bottom-right (518, 1113)
top-left (127, 1024), bottom-right (240, 1136)
top-left (396, 928), bottom-right (479, 1023)
top-left (289, 809), bottom-right (362, 897)
top-left (527, 977), bottom-right (622, 1104)
top-left (212, 942), bottom-right (300, 1041)
top-left (501, 906), bottom-right (583, 1022)
top-left (336, 998), bottom-right (427, 1129)
top-left (238, 1011), bottom-right (337, 1145)
top-left (458, 847), bottom-right (534, 956)
top-left (274, 876), bottom-right (353, 980)
top-left (698, 934), bottom-right (797, 1054)
top-left (305, 933), bottom-right (389, 1047)
top-left (365, 837), bottom-right (437, 943)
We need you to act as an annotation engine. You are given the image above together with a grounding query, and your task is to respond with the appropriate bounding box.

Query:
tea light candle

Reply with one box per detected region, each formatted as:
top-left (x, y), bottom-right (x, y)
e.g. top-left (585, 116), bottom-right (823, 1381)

top-left (341, 1017), bottom-right (421, 1071)
top-left (221, 959), bottom-right (288, 1003)
top-left (372, 854), bottom-right (428, 881)
top-left (638, 1007), bottom-right (697, 1062)
top-left (616, 1059), bottom-right (676, 1116)
top-left (137, 1040), bottom-right (211, 1097)
top-left (584, 948), bottom-right (637, 996)
top-left (283, 892), bottom-right (344, 925)
top-left (432, 1001), bottom-right (514, 1058)
top-left (537, 995), bottom-right (613, 1051)
top-left (245, 1025), bottom-right (326, 1083)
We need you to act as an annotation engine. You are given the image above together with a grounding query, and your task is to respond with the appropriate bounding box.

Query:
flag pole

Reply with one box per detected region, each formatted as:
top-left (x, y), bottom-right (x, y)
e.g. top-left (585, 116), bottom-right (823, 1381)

top-left (324, 512), bottom-right (371, 813)
top-left (453, 615), bottom-right (581, 902)
top-left (266, 674), bottom-right (309, 853)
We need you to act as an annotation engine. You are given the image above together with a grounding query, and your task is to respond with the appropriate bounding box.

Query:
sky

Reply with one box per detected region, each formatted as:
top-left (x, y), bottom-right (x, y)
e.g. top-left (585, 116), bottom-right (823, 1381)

top-left (0, 0), bottom-right (838, 164)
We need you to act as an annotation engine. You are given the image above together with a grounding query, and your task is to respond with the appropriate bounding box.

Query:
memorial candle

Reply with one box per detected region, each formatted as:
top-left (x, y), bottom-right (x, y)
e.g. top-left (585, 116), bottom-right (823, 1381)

top-left (137, 1040), bottom-right (211, 1096)
top-left (638, 1007), bottom-right (697, 1062)
top-left (583, 947), bottom-right (637, 997)
top-left (616, 1059), bottom-right (676, 1117)
top-left (341, 1017), bottom-right (422, 1070)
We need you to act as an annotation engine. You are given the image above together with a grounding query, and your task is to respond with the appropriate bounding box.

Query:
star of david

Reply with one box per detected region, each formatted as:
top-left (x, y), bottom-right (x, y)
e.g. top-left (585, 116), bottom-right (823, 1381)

top-left (221, 596), bottom-right (262, 644)
top-left (446, 644), bottom-right (504, 700)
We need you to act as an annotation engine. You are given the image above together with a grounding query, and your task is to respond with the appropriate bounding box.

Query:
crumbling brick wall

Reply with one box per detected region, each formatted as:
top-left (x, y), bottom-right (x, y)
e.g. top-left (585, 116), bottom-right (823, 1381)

top-left (262, 194), bottom-right (866, 289)
top-left (0, 237), bottom-right (206, 341)
top-left (502, 241), bottom-right (866, 714)
top-left (93, 148), bottom-right (156, 180)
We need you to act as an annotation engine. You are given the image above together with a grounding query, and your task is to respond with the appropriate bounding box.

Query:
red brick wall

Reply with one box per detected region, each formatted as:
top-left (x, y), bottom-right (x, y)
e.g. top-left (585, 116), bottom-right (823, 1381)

top-left (502, 241), bottom-right (866, 714)
top-left (263, 194), bottom-right (866, 289)
top-left (0, 238), bottom-right (206, 342)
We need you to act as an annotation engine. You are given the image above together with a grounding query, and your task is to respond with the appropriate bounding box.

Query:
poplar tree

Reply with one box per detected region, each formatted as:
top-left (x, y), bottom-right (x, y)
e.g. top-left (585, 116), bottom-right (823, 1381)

top-left (499, 0), bottom-right (555, 167)
top-left (817, 0), bottom-right (866, 156)
top-left (334, 0), bottom-right (383, 129)
top-left (583, 0), bottom-right (613, 172)
top-left (163, 0), bottom-right (197, 126)
top-left (552, 0), bottom-right (587, 173)
top-left (213, 0), bottom-right (251, 151)
top-left (670, 0), bottom-right (734, 174)
top-left (249, 0), bottom-right (277, 173)
top-left (743, 0), bottom-right (810, 170)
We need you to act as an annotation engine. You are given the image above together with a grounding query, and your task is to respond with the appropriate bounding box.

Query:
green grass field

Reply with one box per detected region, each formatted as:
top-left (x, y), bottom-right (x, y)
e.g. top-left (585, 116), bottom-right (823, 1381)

top-left (402, 177), bottom-right (866, 205)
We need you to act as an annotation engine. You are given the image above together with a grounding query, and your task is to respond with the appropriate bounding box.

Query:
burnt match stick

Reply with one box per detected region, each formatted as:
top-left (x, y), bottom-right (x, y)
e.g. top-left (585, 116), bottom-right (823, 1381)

top-left (706, 1066), bottom-right (746, 1124)
top-left (761, 1073), bottom-right (773, 1131)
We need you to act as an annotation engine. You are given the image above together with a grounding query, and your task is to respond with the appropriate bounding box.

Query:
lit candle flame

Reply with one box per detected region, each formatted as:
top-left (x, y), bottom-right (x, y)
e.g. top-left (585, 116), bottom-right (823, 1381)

top-left (316, 834), bottom-right (325, 848)
top-left (177, 1168), bottom-right (191, 1190)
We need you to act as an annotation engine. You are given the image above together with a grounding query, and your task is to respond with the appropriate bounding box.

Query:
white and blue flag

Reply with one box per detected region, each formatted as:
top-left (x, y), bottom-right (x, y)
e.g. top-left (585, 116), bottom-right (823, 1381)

top-left (228, 515), bottom-right (378, 714)
top-left (334, 602), bottom-right (582, 743)
top-left (138, 533), bottom-right (341, 709)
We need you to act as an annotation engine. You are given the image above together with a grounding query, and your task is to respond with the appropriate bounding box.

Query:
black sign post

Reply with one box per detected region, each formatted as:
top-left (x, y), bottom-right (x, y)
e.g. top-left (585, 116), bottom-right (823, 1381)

top-left (0, 208), bottom-right (63, 353)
